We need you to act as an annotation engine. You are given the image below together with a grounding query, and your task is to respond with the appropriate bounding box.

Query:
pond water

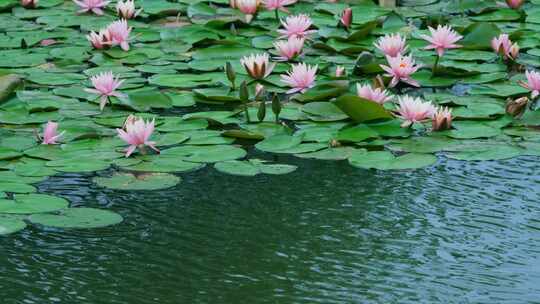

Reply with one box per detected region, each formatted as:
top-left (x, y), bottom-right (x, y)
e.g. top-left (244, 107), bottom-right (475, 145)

top-left (2, 156), bottom-right (540, 303)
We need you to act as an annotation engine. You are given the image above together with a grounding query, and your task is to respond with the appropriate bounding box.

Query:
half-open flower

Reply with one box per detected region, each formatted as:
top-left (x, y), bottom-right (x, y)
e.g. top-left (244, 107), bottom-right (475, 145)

top-left (73, 0), bottom-right (110, 15)
top-left (277, 14), bottom-right (317, 39)
top-left (420, 25), bottom-right (462, 57)
top-left (240, 53), bottom-right (275, 79)
top-left (117, 117), bottom-right (159, 158)
top-left (86, 29), bottom-right (111, 49)
top-left (21, 0), bottom-right (38, 8)
top-left (41, 121), bottom-right (65, 145)
top-left (116, 0), bottom-right (142, 19)
top-left (236, 0), bottom-right (259, 22)
top-left (280, 63), bottom-right (317, 94)
top-left (262, 0), bottom-right (296, 12)
top-left (357, 83), bottom-right (392, 104)
top-left (519, 70), bottom-right (540, 99)
top-left (106, 19), bottom-right (132, 51)
top-left (380, 54), bottom-right (421, 88)
top-left (432, 106), bottom-right (453, 131)
top-left (396, 96), bottom-right (437, 128)
top-left (374, 33), bottom-right (407, 57)
top-left (273, 37), bottom-right (304, 61)
top-left (84, 71), bottom-right (126, 110)
top-left (491, 34), bottom-right (519, 60)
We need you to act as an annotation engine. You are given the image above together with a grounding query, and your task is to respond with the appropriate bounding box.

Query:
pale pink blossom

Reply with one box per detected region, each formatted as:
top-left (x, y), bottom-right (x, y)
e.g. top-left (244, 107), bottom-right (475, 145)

top-left (277, 14), bottom-right (317, 39)
top-left (84, 72), bottom-right (126, 110)
top-left (380, 54), bottom-right (421, 88)
top-left (73, 0), bottom-right (110, 15)
top-left (262, 0), bottom-right (296, 12)
top-left (519, 70), bottom-right (540, 99)
top-left (21, 0), bottom-right (38, 8)
top-left (432, 106), bottom-right (453, 131)
top-left (117, 117), bottom-right (159, 157)
top-left (41, 121), bottom-right (64, 145)
top-left (335, 66), bottom-right (345, 77)
top-left (374, 33), bottom-right (407, 57)
top-left (116, 0), bottom-right (142, 19)
top-left (340, 7), bottom-right (352, 28)
top-left (395, 96), bottom-right (437, 127)
top-left (280, 63), bottom-right (317, 94)
top-left (236, 0), bottom-right (259, 22)
top-left (273, 37), bottom-right (304, 61)
top-left (240, 53), bottom-right (275, 79)
top-left (356, 83), bottom-right (392, 104)
top-left (506, 0), bottom-right (524, 9)
top-left (420, 25), bottom-right (462, 57)
top-left (86, 29), bottom-right (111, 49)
top-left (106, 19), bottom-right (132, 51)
top-left (492, 34), bottom-right (519, 60)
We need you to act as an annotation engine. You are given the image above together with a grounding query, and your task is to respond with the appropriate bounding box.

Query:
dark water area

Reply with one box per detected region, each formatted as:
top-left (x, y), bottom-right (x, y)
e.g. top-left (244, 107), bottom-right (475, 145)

top-left (1, 156), bottom-right (540, 303)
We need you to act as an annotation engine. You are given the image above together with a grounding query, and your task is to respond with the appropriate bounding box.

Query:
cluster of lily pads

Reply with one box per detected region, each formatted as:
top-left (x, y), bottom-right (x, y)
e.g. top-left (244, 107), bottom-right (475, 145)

top-left (1, 0), bottom-right (540, 234)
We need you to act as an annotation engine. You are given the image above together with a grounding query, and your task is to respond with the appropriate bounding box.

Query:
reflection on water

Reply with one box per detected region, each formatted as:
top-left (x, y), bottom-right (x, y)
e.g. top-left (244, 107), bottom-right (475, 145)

top-left (1, 156), bottom-right (540, 303)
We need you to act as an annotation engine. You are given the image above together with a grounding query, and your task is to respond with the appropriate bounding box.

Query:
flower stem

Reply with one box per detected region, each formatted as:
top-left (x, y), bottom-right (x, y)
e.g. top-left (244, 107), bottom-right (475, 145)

top-left (432, 55), bottom-right (440, 78)
top-left (275, 10), bottom-right (279, 23)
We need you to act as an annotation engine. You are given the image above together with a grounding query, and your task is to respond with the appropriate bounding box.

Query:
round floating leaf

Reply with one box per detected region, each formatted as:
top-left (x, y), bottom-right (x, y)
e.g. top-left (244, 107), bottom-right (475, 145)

top-left (0, 182), bottom-right (36, 194)
top-left (334, 95), bottom-right (393, 122)
top-left (349, 151), bottom-right (437, 170)
top-left (214, 161), bottom-right (260, 176)
top-left (0, 215), bottom-right (27, 235)
top-left (29, 208), bottom-right (123, 229)
top-left (255, 134), bottom-right (303, 153)
top-left (162, 145), bottom-right (246, 163)
top-left (0, 194), bottom-right (69, 214)
top-left (94, 172), bottom-right (181, 190)
top-left (447, 145), bottom-right (524, 161)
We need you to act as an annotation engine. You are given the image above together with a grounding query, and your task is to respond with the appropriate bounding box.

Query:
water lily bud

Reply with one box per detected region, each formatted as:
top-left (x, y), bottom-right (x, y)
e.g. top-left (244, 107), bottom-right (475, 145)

top-left (509, 43), bottom-right (520, 60)
top-left (257, 101), bottom-right (266, 122)
top-left (335, 66), bottom-right (345, 77)
top-left (340, 8), bottom-right (352, 29)
top-left (506, 0), bottom-right (524, 9)
top-left (506, 97), bottom-right (528, 118)
top-left (21, 0), bottom-right (38, 8)
top-left (230, 0), bottom-right (238, 8)
top-left (239, 81), bottom-right (249, 103)
top-left (255, 84), bottom-right (265, 100)
top-left (271, 93), bottom-right (281, 123)
top-left (432, 107), bottom-right (453, 132)
top-left (225, 62), bottom-right (236, 89)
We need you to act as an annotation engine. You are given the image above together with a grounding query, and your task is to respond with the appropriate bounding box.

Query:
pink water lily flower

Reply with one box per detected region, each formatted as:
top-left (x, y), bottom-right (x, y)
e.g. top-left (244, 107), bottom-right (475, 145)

top-left (117, 117), bottom-right (159, 157)
top-left (506, 0), bottom-right (524, 9)
top-left (240, 53), bottom-right (276, 79)
top-left (380, 54), bottom-right (421, 88)
top-left (340, 7), bottom-right (352, 29)
top-left (273, 37), bottom-right (304, 61)
top-left (41, 121), bottom-right (65, 145)
top-left (262, 0), bottom-right (296, 12)
top-left (519, 70), bottom-right (540, 99)
top-left (116, 0), bottom-right (142, 19)
top-left (278, 14), bottom-right (317, 39)
top-left (106, 19), bottom-right (132, 51)
top-left (86, 29), bottom-right (111, 49)
top-left (432, 106), bottom-right (453, 131)
top-left (281, 63), bottom-right (317, 94)
top-left (374, 33), bottom-right (408, 57)
top-left (21, 0), bottom-right (38, 8)
top-left (73, 0), bottom-right (110, 15)
top-left (357, 84), bottom-right (392, 104)
top-left (492, 34), bottom-right (519, 60)
top-left (84, 72), bottom-right (125, 110)
top-left (396, 96), bottom-right (437, 128)
top-left (235, 0), bottom-right (259, 22)
top-left (420, 25), bottom-right (463, 57)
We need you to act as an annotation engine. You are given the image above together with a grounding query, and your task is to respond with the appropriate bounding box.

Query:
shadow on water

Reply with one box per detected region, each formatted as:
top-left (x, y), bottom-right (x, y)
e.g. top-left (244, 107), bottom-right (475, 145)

top-left (1, 155), bottom-right (540, 304)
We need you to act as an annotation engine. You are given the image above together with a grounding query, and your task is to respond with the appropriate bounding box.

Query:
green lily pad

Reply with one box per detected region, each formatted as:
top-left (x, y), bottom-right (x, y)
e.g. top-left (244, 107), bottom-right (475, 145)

top-left (0, 214), bottom-right (27, 235)
top-left (0, 194), bottom-right (69, 214)
top-left (29, 208), bottom-right (123, 229)
top-left (349, 151), bottom-right (437, 170)
top-left (93, 172), bottom-right (181, 191)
